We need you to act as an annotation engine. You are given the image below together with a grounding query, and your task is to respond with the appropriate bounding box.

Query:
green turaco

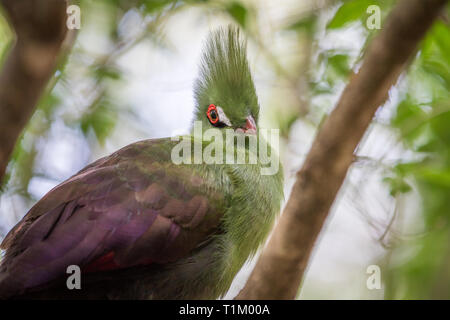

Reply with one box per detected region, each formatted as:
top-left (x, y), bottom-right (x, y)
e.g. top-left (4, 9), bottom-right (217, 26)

top-left (0, 26), bottom-right (283, 299)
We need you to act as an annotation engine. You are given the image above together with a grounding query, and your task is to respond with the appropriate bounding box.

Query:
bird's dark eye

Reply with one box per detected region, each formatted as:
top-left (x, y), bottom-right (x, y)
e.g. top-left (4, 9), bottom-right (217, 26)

top-left (210, 110), bottom-right (218, 120)
top-left (207, 104), bottom-right (220, 125)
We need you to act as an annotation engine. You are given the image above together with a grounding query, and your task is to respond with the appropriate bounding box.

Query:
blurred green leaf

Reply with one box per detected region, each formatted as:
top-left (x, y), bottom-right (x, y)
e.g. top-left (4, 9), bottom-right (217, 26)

top-left (429, 111), bottom-right (450, 147)
top-left (421, 21), bottom-right (450, 90)
top-left (226, 2), bottom-right (248, 28)
top-left (383, 176), bottom-right (412, 196)
top-left (40, 93), bottom-right (62, 119)
top-left (81, 100), bottom-right (117, 145)
top-left (287, 15), bottom-right (318, 35)
top-left (328, 53), bottom-right (350, 77)
top-left (276, 112), bottom-right (299, 138)
top-left (327, 0), bottom-right (395, 30)
top-left (417, 167), bottom-right (450, 188)
top-left (386, 5), bottom-right (450, 298)
top-left (392, 99), bottom-right (426, 127)
top-left (327, 0), bottom-right (372, 29)
top-left (426, 21), bottom-right (450, 58)
top-left (141, 0), bottom-right (174, 13)
top-left (0, 13), bottom-right (13, 67)
top-left (318, 52), bottom-right (351, 87)
top-left (93, 65), bottom-right (122, 81)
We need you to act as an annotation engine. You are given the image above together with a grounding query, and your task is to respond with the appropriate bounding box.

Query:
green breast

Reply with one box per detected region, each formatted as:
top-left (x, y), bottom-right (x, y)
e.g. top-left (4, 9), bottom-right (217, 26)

top-left (210, 135), bottom-right (284, 298)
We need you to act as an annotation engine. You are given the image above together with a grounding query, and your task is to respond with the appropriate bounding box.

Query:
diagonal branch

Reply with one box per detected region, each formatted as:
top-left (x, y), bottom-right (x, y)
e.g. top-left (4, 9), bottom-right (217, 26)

top-left (237, 0), bottom-right (448, 299)
top-left (0, 0), bottom-right (69, 183)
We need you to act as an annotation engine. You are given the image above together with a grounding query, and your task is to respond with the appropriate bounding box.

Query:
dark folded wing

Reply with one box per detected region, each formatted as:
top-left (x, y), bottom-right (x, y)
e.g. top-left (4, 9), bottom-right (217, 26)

top-left (0, 138), bottom-right (228, 297)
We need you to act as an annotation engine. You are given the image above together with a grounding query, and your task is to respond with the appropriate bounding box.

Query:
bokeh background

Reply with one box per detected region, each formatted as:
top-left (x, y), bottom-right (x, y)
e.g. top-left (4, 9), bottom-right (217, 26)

top-left (0, 0), bottom-right (449, 299)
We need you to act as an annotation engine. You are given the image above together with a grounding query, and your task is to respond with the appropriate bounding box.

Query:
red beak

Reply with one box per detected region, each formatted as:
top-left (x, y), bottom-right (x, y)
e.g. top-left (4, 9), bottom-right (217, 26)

top-left (244, 115), bottom-right (257, 135)
top-left (245, 115), bottom-right (257, 132)
top-left (236, 115), bottom-right (257, 135)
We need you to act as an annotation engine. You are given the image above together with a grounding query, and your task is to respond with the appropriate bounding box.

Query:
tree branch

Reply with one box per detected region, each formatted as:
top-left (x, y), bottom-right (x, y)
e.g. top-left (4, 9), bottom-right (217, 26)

top-left (0, 0), bottom-right (68, 183)
top-left (236, 0), bottom-right (448, 299)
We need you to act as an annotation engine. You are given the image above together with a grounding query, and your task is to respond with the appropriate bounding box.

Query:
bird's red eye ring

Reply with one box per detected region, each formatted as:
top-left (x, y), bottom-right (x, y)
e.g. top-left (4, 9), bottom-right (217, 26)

top-left (207, 104), bottom-right (219, 124)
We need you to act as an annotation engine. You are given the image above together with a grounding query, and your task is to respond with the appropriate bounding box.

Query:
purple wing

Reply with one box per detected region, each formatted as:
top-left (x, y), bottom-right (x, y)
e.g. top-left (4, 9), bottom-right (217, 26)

top-left (0, 139), bottom-right (227, 297)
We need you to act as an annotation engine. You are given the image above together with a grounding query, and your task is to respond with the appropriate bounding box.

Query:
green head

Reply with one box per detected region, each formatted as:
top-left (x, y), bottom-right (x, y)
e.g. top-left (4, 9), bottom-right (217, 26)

top-left (193, 26), bottom-right (259, 134)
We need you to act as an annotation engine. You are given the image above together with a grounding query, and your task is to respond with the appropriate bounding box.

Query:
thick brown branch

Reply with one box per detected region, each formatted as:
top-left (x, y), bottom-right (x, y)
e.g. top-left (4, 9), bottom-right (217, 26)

top-left (237, 0), bottom-right (448, 299)
top-left (0, 0), bottom-right (68, 182)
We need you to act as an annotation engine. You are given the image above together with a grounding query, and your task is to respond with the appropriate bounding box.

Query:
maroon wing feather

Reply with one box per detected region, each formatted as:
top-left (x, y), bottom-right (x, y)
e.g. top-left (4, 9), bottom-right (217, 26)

top-left (0, 138), bottom-right (227, 298)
